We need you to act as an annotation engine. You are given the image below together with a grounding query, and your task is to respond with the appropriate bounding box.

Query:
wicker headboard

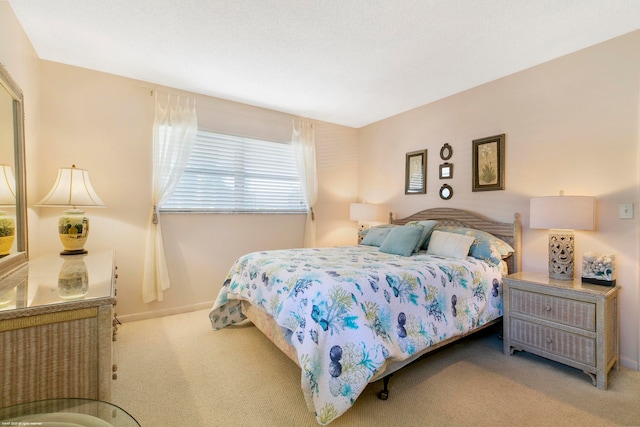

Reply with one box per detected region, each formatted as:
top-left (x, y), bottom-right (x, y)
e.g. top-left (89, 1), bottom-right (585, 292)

top-left (390, 207), bottom-right (521, 274)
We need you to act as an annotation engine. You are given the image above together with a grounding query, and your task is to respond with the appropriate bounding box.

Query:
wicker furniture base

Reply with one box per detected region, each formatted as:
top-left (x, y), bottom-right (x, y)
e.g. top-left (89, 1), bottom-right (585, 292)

top-left (503, 272), bottom-right (619, 390)
top-left (0, 251), bottom-right (116, 407)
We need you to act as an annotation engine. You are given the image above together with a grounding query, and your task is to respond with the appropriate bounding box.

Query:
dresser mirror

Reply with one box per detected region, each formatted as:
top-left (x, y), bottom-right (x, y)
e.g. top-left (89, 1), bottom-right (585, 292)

top-left (0, 63), bottom-right (28, 276)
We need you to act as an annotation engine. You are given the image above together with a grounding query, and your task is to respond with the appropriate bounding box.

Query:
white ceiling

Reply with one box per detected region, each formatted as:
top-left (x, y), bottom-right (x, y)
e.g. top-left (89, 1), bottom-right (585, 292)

top-left (8, 1), bottom-right (640, 128)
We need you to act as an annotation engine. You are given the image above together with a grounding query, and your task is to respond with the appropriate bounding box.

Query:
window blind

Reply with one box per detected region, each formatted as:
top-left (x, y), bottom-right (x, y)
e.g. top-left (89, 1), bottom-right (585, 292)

top-left (160, 130), bottom-right (307, 213)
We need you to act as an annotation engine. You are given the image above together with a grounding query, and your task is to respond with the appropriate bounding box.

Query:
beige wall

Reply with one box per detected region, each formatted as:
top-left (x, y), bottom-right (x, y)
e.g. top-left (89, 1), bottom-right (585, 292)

top-left (358, 30), bottom-right (640, 369)
top-left (32, 61), bottom-right (359, 321)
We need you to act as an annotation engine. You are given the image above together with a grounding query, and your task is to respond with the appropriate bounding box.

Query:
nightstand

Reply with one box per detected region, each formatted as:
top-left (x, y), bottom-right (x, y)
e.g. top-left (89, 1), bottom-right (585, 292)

top-left (0, 250), bottom-right (117, 407)
top-left (503, 272), bottom-right (619, 390)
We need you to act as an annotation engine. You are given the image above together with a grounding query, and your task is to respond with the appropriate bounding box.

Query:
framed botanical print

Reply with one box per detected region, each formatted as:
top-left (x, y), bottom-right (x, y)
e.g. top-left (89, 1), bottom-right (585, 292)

top-left (405, 150), bottom-right (427, 194)
top-left (472, 134), bottom-right (505, 191)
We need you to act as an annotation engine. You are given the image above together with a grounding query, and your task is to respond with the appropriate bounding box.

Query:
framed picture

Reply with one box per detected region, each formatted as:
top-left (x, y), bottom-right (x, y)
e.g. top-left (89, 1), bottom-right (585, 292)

top-left (472, 134), bottom-right (505, 191)
top-left (405, 149), bottom-right (427, 194)
top-left (439, 162), bottom-right (453, 179)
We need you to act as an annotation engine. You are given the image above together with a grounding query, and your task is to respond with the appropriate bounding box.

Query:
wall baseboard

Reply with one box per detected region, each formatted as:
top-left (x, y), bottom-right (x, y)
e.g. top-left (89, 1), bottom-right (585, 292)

top-left (620, 355), bottom-right (640, 371)
top-left (117, 301), bottom-right (214, 323)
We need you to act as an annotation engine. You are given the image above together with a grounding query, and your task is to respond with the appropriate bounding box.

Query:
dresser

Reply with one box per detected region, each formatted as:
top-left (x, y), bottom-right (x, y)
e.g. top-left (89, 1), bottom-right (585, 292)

top-left (503, 272), bottom-right (619, 390)
top-left (0, 250), bottom-right (117, 407)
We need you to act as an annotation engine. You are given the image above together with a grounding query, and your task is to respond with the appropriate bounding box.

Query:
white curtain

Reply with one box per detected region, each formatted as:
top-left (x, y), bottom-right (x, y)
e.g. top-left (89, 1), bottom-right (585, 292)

top-left (142, 93), bottom-right (197, 303)
top-left (292, 120), bottom-right (318, 248)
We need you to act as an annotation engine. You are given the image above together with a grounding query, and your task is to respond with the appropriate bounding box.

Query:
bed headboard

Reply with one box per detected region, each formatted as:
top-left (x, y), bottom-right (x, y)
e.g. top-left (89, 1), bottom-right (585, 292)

top-left (390, 207), bottom-right (521, 274)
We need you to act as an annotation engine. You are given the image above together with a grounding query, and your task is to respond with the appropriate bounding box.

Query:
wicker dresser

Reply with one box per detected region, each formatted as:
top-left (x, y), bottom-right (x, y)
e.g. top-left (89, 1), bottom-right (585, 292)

top-left (0, 250), bottom-right (117, 407)
top-left (503, 272), bottom-right (619, 390)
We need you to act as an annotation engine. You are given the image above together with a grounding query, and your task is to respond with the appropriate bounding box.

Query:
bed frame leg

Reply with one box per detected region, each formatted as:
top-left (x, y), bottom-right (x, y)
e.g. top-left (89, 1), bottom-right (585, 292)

top-left (377, 374), bottom-right (393, 400)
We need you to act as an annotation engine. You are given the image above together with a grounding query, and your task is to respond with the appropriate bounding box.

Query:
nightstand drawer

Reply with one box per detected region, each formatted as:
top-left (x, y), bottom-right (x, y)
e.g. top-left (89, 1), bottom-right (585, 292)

top-left (509, 318), bottom-right (596, 366)
top-left (510, 289), bottom-right (595, 331)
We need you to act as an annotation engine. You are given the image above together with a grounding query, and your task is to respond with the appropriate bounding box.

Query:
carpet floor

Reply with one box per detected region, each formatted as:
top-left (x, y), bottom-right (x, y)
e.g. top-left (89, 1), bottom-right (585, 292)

top-left (111, 309), bottom-right (640, 427)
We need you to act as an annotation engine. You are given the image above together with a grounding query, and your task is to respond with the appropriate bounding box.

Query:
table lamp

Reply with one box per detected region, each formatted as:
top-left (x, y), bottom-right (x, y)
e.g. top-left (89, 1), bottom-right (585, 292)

top-left (530, 194), bottom-right (595, 280)
top-left (0, 165), bottom-right (16, 256)
top-left (350, 202), bottom-right (377, 243)
top-left (37, 165), bottom-right (106, 255)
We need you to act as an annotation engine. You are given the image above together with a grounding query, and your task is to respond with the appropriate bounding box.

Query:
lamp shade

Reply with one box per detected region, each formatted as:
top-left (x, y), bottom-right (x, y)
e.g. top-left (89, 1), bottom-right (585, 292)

top-left (37, 165), bottom-right (106, 208)
top-left (530, 196), bottom-right (595, 231)
top-left (349, 203), bottom-right (377, 222)
top-left (0, 165), bottom-right (16, 206)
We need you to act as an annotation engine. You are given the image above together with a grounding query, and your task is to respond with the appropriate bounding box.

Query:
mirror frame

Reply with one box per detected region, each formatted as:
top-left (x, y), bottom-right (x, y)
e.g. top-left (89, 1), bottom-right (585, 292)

top-left (0, 63), bottom-right (28, 276)
top-left (439, 183), bottom-right (453, 200)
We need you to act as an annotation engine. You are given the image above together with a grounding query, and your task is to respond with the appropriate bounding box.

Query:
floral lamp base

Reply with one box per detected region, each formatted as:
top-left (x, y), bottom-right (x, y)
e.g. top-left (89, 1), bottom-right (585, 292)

top-left (0, 213), bottom-right (15, 257)
top-left (0, 235), bottom-right (14, 257)
top-left (58, 209), bottom-right (90, 255)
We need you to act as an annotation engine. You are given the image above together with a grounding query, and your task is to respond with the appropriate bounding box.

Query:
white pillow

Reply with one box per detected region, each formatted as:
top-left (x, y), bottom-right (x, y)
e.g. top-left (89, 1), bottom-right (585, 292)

top-left (426, 230), bottom-right (475, 259)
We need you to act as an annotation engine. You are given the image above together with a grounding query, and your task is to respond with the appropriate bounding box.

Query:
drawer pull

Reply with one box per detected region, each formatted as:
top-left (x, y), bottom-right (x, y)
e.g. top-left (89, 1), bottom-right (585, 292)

top-left (544, 305), bottom-right (552, 312)
top-left (112, 373), bottom-right (118, 380)
top-left (546, 337), bottom-right (552, 344)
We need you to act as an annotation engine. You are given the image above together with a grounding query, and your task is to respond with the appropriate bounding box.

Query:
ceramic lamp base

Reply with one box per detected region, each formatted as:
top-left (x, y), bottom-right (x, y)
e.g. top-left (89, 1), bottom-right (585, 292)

top-left (0, 213), bottom-right (15, 256)
top-left (548, 230), bottom-right (575, 280)
top-left (58, 209), bottom-right (90, 255)
top-left (0, 235), bottom-right (14, 256)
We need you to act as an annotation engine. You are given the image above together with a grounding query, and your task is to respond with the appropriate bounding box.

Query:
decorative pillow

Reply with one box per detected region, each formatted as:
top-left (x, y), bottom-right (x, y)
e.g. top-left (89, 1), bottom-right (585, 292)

top-left (360, 225), bottom-right (397, 246)
top-left (405, 220), bottom-right (439, 251)
top-left (379, 225), bottom-right (424, 257)
top-left (435, 226), bottom-right (514, 266)
top-left (426, 230), bottom-right (475, 259)
top-left (359, 224), bottom-right (399, 246)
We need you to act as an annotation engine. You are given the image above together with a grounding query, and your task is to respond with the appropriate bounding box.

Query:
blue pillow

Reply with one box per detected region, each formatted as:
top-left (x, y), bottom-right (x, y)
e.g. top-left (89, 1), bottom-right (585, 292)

top-left (361, 226), bottom-right (396, 246)
top-left (406, 220), bottom-right (439, 251)
top-left (435, 226), bottom-right (514, 265)
top-left (379, 225), bottom-right (424, 257)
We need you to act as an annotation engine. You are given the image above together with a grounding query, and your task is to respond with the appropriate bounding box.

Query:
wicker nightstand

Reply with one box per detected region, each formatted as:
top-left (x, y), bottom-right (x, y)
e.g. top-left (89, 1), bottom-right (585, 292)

top-left (503, 272), bottom-right (619, 390)
top-left (0, 250), bottom-right (117, 407)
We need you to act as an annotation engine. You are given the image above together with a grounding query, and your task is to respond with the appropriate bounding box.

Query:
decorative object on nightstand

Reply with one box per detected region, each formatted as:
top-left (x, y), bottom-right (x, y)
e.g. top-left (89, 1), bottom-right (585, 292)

top-left (0, 165), bottom-right (16, 257)
top-left (503, 272), bottom-right (619, 390)
top-left (530, 194), bottom-right (595, 280)
top-left (349, 202), bottom-right (377, 243)
top-left (37, 165), bottom-right (106, 255)
top-left (582, 252), bottom-right (616, 286)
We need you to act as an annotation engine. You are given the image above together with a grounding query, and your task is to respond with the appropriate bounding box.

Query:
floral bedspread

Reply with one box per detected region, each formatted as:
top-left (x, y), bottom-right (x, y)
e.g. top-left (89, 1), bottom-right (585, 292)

top-left (209, 245), bottom-right (503, 425)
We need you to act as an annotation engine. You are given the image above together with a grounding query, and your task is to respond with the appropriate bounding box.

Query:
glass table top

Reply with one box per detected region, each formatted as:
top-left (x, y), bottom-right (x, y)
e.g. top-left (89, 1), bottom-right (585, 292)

top-left (0, 250), bottom-right (115, 314)
top-left (0, 398), bottom-right (139, 427)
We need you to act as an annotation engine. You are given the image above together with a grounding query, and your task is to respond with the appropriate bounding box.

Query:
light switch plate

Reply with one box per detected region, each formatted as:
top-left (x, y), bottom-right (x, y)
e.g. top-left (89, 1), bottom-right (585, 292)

top-left (619, 203), bottom-right (634, 219)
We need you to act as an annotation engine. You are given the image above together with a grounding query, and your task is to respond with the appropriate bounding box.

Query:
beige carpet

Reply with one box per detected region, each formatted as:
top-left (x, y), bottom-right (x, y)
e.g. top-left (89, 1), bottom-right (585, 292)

top-left (111, 309), bottom-right (640, 427)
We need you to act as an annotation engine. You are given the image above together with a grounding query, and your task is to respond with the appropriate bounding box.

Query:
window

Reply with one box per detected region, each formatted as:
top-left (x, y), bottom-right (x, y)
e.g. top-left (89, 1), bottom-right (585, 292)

top-left (159, 129), bottom-right (307, 213)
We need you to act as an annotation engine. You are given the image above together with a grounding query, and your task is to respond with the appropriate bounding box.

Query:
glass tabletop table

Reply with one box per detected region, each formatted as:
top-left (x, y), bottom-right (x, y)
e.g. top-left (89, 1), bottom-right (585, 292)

top-left (0, 398), bottom-right (139, 426)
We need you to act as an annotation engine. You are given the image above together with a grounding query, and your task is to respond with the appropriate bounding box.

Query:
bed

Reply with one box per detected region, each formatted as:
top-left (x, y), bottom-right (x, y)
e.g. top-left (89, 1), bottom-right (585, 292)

top-left (209, 208), bottom-right (521, 425)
